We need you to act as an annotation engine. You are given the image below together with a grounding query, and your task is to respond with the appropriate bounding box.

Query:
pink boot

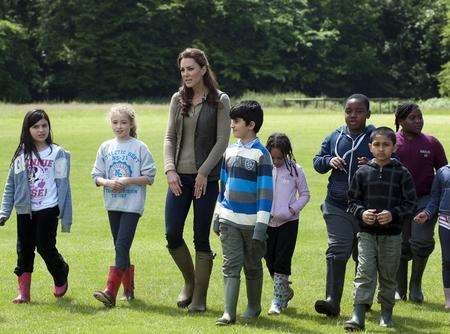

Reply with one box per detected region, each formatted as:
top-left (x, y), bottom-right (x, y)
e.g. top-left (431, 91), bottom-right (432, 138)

top-left (121, 265), bottom-right (135, 301)
top-left (93, 266), bottom-right (125, 307)
top-left (12, 272), bottom-right (31, 304)
top-left (53, 264), bottom-right (69, 298)
top-left (54, 282), bottom-right (68, 298)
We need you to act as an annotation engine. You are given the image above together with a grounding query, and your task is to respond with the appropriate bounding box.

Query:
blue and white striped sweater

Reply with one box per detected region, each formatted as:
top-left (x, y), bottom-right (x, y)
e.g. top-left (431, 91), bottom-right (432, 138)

top-left (213, 138), bottom-right (273, 241)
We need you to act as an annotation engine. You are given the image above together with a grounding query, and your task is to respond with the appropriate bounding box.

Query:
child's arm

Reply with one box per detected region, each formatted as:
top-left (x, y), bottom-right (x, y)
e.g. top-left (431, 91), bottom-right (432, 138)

top-left (347, 172), bottom-right (377, 225)
top-left (432, 137), bottom-right (448, 171)
top-left (212, 155), bottom-right (227, 235)
top-left (391, 169), bottom-right (417, 223)
top-left (313, 134), bottom-right (347, 174)
top-left (253, 151), bottom-right (273, 241)
top-left (119, 144), bottom-right (157, 187)
top-left (289, 165), bottom-right (310, 214)
top-left (347, 171), bottom-right (367, 219)
top-left (415, 168), bottom-right (443, 223)
top-left (91, 144), bottom-right (123, 191)
top-left (0, 167), bottom-right (15, 225)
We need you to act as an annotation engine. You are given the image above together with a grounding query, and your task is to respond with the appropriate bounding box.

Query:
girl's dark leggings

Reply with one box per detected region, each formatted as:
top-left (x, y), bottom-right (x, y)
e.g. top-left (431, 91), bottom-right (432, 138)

top-left (108, 211), bottom-right (140, 270)
top-left (15, 206), bottom-right (68, 286)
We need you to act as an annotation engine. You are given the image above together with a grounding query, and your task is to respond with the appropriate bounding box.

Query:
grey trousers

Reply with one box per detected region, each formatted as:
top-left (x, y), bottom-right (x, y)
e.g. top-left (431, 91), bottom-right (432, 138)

top-left (401, 195), bottom-right (437, 259)
top-left (219, 223), bottom-right (266, 280)
top-left (322, 201), bottom-right (360, 261)
top-left (353, 232), bottom-right (402, 309)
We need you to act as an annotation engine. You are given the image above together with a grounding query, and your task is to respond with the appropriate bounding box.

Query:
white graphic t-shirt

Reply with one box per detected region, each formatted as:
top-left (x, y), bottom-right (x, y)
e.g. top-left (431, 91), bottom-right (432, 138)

top-left (26, 145), bottom-right (59, 211)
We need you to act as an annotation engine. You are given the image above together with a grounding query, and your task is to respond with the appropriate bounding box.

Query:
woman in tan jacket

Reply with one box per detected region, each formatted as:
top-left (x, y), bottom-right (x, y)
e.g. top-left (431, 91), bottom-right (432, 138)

top-left (164, 48), bottom-right (230, 313)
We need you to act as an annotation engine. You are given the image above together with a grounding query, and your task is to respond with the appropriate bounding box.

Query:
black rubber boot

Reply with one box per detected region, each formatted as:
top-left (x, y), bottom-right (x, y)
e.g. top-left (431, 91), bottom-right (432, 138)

top-left (314, 258), bottom-right (346, 317)
top-left (409, 255), bottom-right (428, 303)
top-left (344, 304), bottom-right (366, 331)
top-left (379, 306), bottom-right (393, 327)
top-left (395, 259), bottom-right (408, 301)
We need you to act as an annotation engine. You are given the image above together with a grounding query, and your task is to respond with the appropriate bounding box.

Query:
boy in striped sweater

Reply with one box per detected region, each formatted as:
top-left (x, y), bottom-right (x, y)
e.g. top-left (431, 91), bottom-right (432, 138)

top-left (213, 101), bottom-right (273, 325)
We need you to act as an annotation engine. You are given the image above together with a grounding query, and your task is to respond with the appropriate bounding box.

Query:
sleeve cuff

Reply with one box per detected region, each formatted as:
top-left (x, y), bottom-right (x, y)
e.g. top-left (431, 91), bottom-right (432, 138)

top-left (252, 222), bottom-right (268, 241)
top-left (61, 224), bottom-right (71, 233)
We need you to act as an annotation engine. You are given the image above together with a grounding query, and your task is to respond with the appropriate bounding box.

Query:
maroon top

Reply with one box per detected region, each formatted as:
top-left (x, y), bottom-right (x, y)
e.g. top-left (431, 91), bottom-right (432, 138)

top-left (396, 131), bottom-right (447, 197)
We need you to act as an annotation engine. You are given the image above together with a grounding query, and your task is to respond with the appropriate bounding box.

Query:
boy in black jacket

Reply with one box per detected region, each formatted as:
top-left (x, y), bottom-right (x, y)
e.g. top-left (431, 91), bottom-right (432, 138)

top-left (344, 127), bottom-right (417, 331)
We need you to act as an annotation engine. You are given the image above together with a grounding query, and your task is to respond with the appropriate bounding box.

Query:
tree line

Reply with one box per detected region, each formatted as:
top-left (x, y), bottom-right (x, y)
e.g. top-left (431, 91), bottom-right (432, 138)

top-left (0, 0), bottom-right (449, 103)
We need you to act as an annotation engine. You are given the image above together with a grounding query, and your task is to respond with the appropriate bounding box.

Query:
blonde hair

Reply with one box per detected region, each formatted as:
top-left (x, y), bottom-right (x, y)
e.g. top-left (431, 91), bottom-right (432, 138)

top-left (109, 103), bottom-right (137, 138)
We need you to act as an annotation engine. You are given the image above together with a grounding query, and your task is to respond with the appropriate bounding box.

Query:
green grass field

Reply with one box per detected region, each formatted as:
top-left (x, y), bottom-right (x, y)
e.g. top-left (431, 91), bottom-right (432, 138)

top-left (0, 104), bottom-right (449, 333)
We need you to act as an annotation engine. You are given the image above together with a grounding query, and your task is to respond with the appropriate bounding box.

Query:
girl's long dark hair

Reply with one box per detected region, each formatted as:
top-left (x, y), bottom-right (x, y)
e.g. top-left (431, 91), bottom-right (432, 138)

top-left (266, 133), bottom-right (298, 177)
top-left (394, 102), bottom-right (419, 131)
top-left (10, 109), bottom-right (54, 167)
top-left (177, 48), bottom-right (220, 116)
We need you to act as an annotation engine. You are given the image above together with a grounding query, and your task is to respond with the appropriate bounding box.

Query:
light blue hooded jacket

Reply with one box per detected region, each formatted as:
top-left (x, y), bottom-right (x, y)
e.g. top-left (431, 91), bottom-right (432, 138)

top-left (0, 146), bottom-right (73, 232)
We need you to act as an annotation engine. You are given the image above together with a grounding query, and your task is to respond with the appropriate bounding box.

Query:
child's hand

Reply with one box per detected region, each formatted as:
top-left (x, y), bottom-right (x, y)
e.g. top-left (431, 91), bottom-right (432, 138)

top-left (107, 179), bottom-right (125, 192)
top-left (289, 207), bottom-right (296, 215)
top-left (414, 211), bottom-right (429, 224)
top-left (117, 177), bottom-right (130, 187)
top-left (329, 157), bottom-right (347, 171)
top-left (357, 157), bottom-right (369, 166)
top-left (362, 209), bottom-right (377, 225)
top-left (0, 216), bottom-right (6, 226)
top-left (377, 210), bottom-right (392, 225)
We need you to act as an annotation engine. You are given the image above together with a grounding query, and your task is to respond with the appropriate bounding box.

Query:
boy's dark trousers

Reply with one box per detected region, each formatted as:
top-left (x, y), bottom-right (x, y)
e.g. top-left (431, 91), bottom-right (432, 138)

top-left (15, 206), bottom-right (68, 286)
top-left (265, 220), bottom-right (299, 276)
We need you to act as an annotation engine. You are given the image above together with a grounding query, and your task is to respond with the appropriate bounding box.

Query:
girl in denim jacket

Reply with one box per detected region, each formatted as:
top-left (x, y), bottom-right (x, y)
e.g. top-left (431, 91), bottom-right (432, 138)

top-left (0, 109), bottom-right (72, 303)
top-left (415, 164), bottom-right (450, 309)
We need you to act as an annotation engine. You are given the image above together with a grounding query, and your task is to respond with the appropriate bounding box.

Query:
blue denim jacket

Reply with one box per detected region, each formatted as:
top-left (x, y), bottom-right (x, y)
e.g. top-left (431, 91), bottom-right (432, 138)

top-left (425, 165), bottom-right (450, 217)
top-left (0, 146), bottom-right (73, 232)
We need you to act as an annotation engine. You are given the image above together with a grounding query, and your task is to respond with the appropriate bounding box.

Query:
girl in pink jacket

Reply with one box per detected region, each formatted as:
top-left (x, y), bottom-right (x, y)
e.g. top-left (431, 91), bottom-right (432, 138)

top-left (265, 133), bottom-right (310, 315)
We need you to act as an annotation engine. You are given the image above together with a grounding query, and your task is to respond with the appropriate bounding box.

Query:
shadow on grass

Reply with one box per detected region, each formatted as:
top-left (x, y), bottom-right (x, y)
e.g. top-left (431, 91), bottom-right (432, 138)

top-left (121, 299), bottom-right (324, 332)
top-left (25, 297), bottom-right (102, 315)
top-left (120, 298), bottom-right (222, 317)
top-left (411, 300), bottom-right (445, 312)
top-left (361, 309), bottom-right (445, 334)
top-left (55, 297), bottom-right (102, 314)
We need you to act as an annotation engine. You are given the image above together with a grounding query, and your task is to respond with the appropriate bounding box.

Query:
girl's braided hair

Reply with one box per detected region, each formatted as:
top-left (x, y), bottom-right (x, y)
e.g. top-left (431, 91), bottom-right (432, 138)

top-left (394, 102), bottom-right (419, 131)
top-left (266, 133), bottom-right (298, 177)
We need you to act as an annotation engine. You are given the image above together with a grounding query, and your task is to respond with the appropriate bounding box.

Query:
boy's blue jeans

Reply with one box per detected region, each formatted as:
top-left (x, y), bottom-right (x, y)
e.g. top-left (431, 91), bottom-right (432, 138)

top-left (165, 174), bottom-right (219, 252)
top-left (353, 232), bottom-right (402, 309)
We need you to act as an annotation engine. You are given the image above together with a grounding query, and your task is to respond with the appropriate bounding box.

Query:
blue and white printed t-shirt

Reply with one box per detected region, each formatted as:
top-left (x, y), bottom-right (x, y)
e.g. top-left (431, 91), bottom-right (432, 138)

top-left (92, 137), bottom-right (156, 215)
top-left (27, 145), bottom-right (59, 211)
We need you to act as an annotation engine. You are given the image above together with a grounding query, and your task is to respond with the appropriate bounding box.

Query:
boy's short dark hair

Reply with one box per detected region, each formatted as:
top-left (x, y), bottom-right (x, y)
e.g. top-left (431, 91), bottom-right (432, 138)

top-left (370, 126), bottom-right (396, 145)
top-left (229, 100), bottom-right (263, 133)
top-left (346, 93), bottom-right (370, 113)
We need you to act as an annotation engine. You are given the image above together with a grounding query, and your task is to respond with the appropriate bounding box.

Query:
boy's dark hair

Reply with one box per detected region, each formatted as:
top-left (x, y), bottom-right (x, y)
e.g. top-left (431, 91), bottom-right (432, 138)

top-left (229, 100), bottom-right (263, 133)
top-left (346, 93), bottom-right (370, 113)
top-left (394, 102), bottom-right (419, 131)
top-left (266, 133), bottom-right (298, 177)
top-left (370, 126), bottom-right (396, 145)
